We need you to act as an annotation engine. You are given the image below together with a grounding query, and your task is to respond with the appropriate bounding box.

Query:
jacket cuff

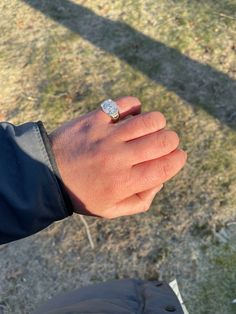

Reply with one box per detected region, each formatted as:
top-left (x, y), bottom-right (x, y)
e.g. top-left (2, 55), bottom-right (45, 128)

top-left (0, 121), bottom-right (73, 244)
top-left (37, 121), bottom-right (74, 216)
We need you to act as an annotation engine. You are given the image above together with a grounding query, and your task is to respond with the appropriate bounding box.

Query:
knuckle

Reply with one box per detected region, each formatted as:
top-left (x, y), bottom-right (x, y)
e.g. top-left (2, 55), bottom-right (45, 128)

top-left (129, 96), bottom-right (141, 106)
top-left (115, 96), bottom-right (141, 111)
top-left (160, 160), bottom-right (172, 179)
top-left (169, 131), bottom-right (180, 147)
top-left (141, 112), bottom-right (166, 132)
top-left (154, 112), bottom-right (166, 128)
top-left (159, 132), bottom-right (169, 149)
top-left (141, 113), bottom-right (157, 131)
top-left (178, 150), bottom-right (187, 165)
top-left (158, 130), bottom-right (179, 151)
top-left (141, 203), bottom-right (150, 213)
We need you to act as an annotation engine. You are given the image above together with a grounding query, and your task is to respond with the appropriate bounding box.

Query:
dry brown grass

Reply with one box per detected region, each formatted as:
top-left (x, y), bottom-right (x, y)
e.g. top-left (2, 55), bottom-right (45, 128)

top-left (0, 1), bottom-right (236, 313)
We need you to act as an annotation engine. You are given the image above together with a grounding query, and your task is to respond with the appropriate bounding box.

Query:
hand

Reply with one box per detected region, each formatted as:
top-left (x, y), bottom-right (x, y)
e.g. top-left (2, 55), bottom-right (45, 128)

top-left (49, 96), bottom-right (187, 218)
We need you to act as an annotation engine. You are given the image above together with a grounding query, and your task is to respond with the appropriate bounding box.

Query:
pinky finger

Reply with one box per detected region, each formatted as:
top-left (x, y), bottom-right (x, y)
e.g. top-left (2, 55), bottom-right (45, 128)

top-left (106, 184), bottom-right (163, 218)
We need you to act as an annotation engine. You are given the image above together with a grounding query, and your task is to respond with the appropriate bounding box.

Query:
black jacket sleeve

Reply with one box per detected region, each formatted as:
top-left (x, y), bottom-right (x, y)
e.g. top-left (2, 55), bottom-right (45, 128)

top-left (0, 121), bottom-right (73, 244)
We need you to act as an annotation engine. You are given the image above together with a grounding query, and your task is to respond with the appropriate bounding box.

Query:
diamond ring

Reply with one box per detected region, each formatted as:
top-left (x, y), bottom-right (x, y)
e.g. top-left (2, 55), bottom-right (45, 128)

top-left (100, 99), bottom-right (120, 122)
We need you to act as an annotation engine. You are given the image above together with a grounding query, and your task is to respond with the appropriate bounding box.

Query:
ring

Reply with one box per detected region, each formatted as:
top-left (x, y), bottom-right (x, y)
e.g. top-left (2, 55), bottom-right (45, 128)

top-left (100, 99), bottom-right (120, 122)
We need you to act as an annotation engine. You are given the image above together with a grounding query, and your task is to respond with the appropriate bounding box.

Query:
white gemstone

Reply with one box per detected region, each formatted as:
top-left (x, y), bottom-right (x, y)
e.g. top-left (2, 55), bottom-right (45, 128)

top-left (101, 99), bottom-right (118, 116)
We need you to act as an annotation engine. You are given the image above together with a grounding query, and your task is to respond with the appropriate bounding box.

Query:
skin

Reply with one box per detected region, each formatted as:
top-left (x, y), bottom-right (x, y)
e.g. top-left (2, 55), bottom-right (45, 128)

top-left (49, 96), bottom-right (187, 219)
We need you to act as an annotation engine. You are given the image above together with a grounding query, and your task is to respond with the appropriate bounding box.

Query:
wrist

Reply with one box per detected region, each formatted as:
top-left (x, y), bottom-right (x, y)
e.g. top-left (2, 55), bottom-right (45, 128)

top-left (37, 121), bottom-right (74, 215)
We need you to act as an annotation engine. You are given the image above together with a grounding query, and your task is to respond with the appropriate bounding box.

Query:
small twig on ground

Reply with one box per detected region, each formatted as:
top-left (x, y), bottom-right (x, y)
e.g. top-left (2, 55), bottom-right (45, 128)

top-left (213, 11), bottom-right (236, 20)
top-left (226, 221), bottom-right (236, 226)
top-left (79, 215), bottom-right (95, 249)
top-left (48, 92), bottom-right (69, 98)
top-left (22, 92), bottom-right (37, 101)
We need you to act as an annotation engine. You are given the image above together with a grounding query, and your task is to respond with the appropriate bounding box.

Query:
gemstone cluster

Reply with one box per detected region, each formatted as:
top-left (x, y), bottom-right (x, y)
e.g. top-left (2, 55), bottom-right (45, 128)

top-left (100, 99), bottom-right (119, 116)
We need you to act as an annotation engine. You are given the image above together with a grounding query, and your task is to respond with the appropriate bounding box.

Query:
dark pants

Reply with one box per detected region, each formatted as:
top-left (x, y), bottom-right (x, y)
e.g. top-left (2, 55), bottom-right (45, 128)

top-left (33, 279), bottom-right (184, 314)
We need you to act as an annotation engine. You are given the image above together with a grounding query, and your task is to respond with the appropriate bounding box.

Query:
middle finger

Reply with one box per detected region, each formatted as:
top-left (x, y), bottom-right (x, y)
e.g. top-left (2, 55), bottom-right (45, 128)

top-left (124, 129), bottom-right (180, 165)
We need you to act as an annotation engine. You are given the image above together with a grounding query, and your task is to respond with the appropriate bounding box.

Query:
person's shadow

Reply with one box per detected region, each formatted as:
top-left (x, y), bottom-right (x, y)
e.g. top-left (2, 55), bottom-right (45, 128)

top-left (22, 0), bottom-right (236, 130)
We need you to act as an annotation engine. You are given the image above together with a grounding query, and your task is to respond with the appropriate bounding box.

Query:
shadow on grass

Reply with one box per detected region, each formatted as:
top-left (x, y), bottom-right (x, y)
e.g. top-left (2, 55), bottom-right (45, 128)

top-left (22, 0), bottom-right (236, 130)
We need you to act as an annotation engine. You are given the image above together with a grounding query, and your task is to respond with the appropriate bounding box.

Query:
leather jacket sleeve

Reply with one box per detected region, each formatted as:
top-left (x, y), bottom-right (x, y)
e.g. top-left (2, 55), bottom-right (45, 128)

top-left (0, 121), bottom-right (73, 244)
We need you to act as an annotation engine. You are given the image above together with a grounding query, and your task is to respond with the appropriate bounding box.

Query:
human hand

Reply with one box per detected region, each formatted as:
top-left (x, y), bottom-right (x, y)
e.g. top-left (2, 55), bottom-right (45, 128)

top-left (49, 96), bottom-right (187, 218)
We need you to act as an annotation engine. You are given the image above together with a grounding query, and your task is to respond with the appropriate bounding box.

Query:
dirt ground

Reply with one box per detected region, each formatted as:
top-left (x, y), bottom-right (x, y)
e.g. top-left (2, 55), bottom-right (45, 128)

top-left (0, 1), bottom-right (236, 313)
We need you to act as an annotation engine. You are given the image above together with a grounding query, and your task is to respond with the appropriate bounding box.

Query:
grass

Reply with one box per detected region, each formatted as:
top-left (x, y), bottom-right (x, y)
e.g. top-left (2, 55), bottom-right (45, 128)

top-left (0, 0), bottom-right (236, 313)
top-left (189, 244), bottom-right (236, 314)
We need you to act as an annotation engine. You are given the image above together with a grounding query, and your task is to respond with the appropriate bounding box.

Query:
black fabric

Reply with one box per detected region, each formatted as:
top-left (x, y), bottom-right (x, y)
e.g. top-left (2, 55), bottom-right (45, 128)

top-left (37, 121), bottom-right (74, 216)
top-left (33, 279), bottom-right (184, 314)
top-left (0, 121), bottom-right (71, 244)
